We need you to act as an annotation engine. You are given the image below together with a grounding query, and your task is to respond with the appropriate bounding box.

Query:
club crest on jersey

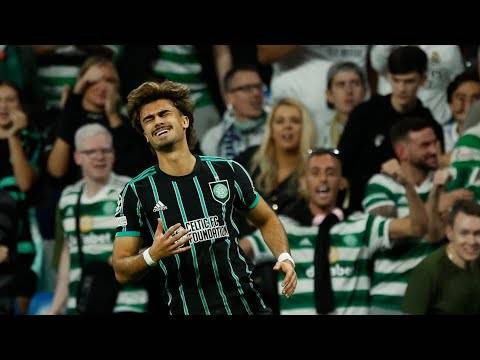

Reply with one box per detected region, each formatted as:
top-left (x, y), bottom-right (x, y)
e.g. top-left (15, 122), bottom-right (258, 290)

top-left (153, 200), bottom-right (168, 212)
top-left (209, 180), bottom-right (230, 205)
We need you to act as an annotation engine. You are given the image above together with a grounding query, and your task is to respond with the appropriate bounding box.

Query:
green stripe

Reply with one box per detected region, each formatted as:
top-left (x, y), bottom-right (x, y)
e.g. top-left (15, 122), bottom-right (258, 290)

top-left (132, 166), bottom-right (156, 182)
top-left (0, 176), bottom-right (17, 188)
top-left (252, 233), bottom-right (268, 253)
top-left (280, 292), bottom-right (315, 312)
top-left (372, 272), bottom-right (410, 284)
top-left (38, 76), bottom-right (77, 87)
top-left (173, 180), bottom-right (210, 315)
top-left (17, 241), bottom-right (35, 254)
top-left (248, 193), bottom-right (260, 210)
top-left (456, 134), bottom-right (480, 149)
top-left (370, 295), bottom-right (404, 311)
top-left (334, 289), bottom-right (370, 308)
top-left (234, 237), bottom-right (267, 309)
top-left (200, 155), bottom-right (227, 162)
top-left (154, 72), bottom-right (204, 85)
top-left (115, 231), bottom-right (141, 237)
top-left (148, 176), bottom-right (188, 314)
top-left (193, 175), bottom-right (231, 315)
top-left (225, 238), bottom-right (253, 314)
top-left (206, 160), bottom-right (220, 180)
top-left (234, 181), bottom-right (246, 204)
top-left (452, 160), bottom-right (480, 168)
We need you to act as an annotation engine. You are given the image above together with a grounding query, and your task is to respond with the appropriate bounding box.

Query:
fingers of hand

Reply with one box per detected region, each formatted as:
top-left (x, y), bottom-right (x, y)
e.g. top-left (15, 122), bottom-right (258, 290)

top-left (162, 222), bottom-right (183, 240)
top-left (172, 245), bottom-right (192, 255)
top-left (282, 271), bottom-right (297, 298)
top-left (169, 230), bottom-right (192, 250)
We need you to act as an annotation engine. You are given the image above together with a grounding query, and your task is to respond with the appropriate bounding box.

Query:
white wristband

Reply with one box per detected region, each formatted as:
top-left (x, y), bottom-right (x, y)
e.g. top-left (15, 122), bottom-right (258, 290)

top-left (143, 247), bottom-right (157, 267)
top-left (278, 252), bottom-right (295, 268)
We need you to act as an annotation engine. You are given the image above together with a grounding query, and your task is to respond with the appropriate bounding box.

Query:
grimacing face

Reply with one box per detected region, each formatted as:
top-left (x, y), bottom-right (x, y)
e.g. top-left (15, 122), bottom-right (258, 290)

top-left (0, 85), bottom-right (21, 127)
top-left (74, 133), bottom-right (114, 183)
top-left (447, 212), bottom-right (480, 264)
top-left (139, 99), bottom-right (189, 151)
top-left (271, 104), bottom-right (302, 152)
top-left (306, 154), bottom-right (343, 209)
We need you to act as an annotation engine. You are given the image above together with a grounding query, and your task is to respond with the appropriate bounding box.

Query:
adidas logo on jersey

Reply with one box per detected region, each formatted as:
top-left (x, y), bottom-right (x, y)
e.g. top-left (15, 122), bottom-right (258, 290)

top-left (153, 200), bottom-right (168, 212)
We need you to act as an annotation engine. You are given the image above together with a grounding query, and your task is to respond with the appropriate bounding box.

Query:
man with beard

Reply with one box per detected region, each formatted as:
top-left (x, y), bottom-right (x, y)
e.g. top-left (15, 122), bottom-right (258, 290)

top-left (112, 80), bottom-right (296, 315)
top-left (362, 116), bottom-right (468, 314)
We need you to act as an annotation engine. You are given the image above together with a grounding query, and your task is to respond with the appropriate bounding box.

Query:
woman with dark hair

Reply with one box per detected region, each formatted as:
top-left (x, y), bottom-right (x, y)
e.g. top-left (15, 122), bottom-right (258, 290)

top-left (0, 80), bottom-right (43, 314)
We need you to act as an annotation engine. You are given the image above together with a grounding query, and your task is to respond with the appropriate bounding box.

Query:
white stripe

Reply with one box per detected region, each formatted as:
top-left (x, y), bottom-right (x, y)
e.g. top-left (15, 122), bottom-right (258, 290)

top-left (113, 306), bottom-right (143, 313)
top-left (69, 268), bottom-right (81, 282)
top-left (364, 200), bottom-right (396, 213)
top-left (38, 65), bottom-right (80, 78)
top-left (153, 59), bottom-right (202, 75)
top-left (290, 248), bottom-right (314, 264)
top-left (279, 278), bottom-right (313, 295)
top-left (116, 290), bottom-right (148, 305)
top-left (183, 83), bottom-right (207, 92)
top-left (452, 145), bottom-right (480, 163)
top-left (67, 297), bottom-right (76, 309)
top-left (334, 306), bottom-right (369, 315)
top-left (370, 281), bottom-right (407, 297)
top-left (160, 45), bottom-right (193, 54)
top-left (331, 217), bottom-right (368, 236)
top-left (367, 174), bottom-right (401, 192)
top-left (468, 166), bottom-right (480, 186)
top-left (69, 244), bottom-right (113, 255)
top-left (281, 308), bottom-right (317, 315)
top-left (368, 217), bottom-right (391, 254)
top-left (331, 275), bottom-right (370, 292)
top-left (375, 256), bottom-right (426, 274)
top-left (336, 247), bottom-right (370, 262)
top-left (63, 216), bottom-right (117, 232)
top-left (281, 220), bottom-right (319, 236)
top-left (59, 193), bottom-right (81, 209)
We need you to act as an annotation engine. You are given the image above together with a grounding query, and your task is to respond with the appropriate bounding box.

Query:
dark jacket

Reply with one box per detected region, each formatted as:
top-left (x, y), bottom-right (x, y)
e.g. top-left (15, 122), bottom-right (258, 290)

top-left (338, 94), bottom-right (444, 213)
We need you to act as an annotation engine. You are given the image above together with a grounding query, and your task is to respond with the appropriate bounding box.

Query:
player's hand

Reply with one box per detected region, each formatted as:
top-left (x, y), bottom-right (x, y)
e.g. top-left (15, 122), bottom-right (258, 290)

top-left (149, 219), bottom-right (192, 261)
top-left (273, 260), bottom-right (297, 298)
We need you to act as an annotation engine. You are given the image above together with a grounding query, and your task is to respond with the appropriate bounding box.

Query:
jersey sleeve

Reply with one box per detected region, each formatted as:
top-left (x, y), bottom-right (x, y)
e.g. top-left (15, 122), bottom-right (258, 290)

top-left (451, 131), bottom-right (480, 168)
top-left (115, 183), bottom-right (142, 238)
top-left (365, 214), bottom-right (392, 255)
top-left (362, 174), bottom-right (396, 213)
top-left (230, 160), bottom-right (260, 212)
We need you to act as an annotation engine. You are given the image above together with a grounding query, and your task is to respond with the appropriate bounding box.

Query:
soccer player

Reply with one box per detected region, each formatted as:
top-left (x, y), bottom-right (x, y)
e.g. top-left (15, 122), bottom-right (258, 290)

top-left (112, 81), bottom-right (296, 315)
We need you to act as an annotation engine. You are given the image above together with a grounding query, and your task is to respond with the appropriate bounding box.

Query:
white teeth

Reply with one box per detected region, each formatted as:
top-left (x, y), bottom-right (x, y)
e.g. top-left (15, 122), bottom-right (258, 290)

top-left (154, 128), bottom-right (169, 136)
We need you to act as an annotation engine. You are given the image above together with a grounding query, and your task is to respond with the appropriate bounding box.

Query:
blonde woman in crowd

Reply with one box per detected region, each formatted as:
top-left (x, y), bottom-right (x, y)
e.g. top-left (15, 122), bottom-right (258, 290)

top-left (236, 97), bottom-right (316, 223)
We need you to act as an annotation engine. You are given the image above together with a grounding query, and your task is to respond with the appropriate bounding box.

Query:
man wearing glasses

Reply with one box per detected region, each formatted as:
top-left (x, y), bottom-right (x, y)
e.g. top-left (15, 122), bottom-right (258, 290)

top-left (201, 64), bottom-right (268, 159)
top-left (49, 124), bottom-right (149, 314)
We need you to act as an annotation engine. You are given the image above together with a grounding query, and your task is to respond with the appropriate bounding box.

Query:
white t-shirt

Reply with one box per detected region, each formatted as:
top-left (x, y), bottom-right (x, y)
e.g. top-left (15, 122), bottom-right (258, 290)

top-left (270, 45), bottom-right (368, 145)
top-left (371, 45), bottom-right (464, 125)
